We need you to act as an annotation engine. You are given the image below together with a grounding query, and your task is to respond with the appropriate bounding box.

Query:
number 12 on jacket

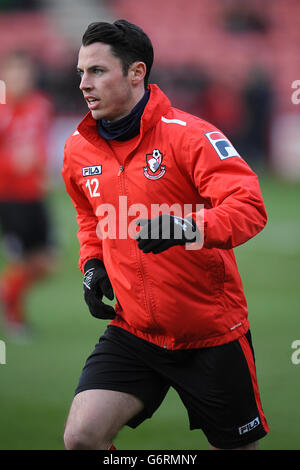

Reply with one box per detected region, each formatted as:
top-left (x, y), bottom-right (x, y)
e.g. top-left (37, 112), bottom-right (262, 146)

top-left (86, 178), bottom-right (100, 197)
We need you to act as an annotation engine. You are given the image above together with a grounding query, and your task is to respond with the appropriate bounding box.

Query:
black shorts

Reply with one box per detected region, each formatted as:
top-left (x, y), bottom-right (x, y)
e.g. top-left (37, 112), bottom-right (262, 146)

top-left (0, 200), bottom-right (53, 257)
top-left (75, 325), bottom-right (269, 449)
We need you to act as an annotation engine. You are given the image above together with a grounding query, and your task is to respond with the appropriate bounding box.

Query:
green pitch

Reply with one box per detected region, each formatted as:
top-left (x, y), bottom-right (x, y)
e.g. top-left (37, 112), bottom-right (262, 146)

top-left (0, 173), bottom-right (299, 450)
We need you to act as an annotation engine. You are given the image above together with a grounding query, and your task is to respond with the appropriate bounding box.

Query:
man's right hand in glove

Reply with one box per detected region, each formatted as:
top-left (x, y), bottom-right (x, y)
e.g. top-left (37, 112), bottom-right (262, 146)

top-left (83, 258), bottom-right (115, 319)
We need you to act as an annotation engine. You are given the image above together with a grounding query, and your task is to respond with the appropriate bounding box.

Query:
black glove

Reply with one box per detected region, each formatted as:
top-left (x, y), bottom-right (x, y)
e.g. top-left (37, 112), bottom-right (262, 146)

top-left (136, 214), bottom-right (199, 254)
top-left (83, 258), bottom-right (115, 319)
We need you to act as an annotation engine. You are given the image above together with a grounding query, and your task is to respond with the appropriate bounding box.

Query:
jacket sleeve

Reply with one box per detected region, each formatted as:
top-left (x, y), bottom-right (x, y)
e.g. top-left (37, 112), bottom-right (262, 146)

top-left (61, 141), bottom-right (103, 272)
top-left (188, 127), bottom-right (267, 249)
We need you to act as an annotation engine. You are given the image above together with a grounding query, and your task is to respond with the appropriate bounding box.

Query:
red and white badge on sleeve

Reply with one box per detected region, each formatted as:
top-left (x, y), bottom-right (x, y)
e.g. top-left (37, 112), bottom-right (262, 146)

top-left (205, 131), bottom-right (241, 160)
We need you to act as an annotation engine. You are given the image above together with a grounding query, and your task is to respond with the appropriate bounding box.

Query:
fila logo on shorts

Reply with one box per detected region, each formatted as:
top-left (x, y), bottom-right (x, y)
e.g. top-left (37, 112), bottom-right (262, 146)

top-left (238, 417), bottom-right (260, 435)
top-left (205, 131), bottom-right (241, 160)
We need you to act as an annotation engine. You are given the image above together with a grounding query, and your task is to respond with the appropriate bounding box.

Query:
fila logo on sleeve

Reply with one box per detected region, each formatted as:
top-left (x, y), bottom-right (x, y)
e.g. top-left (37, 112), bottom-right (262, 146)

top-left (205, 131), bottom-right (241, 160)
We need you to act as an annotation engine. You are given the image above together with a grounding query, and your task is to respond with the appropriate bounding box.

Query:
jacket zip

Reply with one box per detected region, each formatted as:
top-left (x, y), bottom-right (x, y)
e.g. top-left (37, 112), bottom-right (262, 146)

top-left (117, 163), bottom-right (159, 330)
top-left (118, 165), bottom-right (124, 176)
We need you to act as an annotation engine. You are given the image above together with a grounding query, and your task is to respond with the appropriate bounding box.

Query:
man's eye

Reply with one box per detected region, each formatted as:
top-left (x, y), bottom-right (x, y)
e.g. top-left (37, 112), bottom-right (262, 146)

top-left (76, 70), bottom-right (83, 78)
top-left (94, 69), bottom-right (103, 74)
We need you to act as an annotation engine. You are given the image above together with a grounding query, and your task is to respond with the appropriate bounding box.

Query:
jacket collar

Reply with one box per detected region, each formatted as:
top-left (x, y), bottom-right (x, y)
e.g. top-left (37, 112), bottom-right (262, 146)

top-left (77, 84), bottom-right (171, 150)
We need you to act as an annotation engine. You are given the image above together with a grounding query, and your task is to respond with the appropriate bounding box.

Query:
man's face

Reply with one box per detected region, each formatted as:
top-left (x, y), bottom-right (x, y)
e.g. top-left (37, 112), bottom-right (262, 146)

top-left (77, 42), bottom-right (136, 122)
top-left (2, 56), bottom-right (35, 100)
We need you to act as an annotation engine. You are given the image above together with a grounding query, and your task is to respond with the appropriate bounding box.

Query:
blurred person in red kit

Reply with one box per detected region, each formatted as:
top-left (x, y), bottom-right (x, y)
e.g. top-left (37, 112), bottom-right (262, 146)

top-left (0, 50), bottom-right (56, 338)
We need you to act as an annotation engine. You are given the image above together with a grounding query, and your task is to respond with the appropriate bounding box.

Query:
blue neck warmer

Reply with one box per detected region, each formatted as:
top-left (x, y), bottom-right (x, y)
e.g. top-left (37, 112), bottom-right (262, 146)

top-left (97, 89), bottom-right (150, 141)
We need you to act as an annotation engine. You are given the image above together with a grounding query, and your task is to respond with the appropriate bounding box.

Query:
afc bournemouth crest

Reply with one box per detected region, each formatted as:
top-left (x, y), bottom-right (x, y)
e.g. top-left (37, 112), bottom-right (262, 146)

top-left (144, 149), bottom-right (166, 180)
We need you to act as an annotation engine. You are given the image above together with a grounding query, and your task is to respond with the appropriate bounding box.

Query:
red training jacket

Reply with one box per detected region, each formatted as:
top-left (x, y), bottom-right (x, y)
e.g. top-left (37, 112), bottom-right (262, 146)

top-left (0, 91), bottom-right (53, 201)
top-left (62, 84), bottom-right (267, 349)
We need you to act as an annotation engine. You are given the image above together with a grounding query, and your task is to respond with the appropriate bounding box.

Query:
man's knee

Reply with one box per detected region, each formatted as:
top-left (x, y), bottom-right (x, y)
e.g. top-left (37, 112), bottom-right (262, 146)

top-left (64, 419), bottom-right (116, 450)
top-left (63, 398), bottom-right (116, 450)
top-left (64, 424), bottom-right (88, 450)
top-left (63, 389), bottom-right (143, 450)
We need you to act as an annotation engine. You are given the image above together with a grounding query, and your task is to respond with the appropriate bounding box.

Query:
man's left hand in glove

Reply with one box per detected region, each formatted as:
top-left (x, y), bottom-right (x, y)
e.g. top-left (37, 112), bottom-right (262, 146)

top-left (136, 214), bottom-right (200, 254)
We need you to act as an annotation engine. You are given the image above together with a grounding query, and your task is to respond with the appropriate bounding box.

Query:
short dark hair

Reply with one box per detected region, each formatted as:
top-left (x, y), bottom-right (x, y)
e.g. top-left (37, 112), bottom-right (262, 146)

top-left (82, 19), bottom-right (154, 87)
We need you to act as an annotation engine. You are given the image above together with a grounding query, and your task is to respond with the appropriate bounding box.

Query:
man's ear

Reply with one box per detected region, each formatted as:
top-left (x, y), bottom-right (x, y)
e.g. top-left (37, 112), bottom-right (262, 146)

top-left (130, 61), bottom-right (146, 86)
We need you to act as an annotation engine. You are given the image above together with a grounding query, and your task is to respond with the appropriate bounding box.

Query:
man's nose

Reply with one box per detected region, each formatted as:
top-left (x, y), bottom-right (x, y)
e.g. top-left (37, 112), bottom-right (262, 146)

top-left (79, 73), bottom-right (93, 91)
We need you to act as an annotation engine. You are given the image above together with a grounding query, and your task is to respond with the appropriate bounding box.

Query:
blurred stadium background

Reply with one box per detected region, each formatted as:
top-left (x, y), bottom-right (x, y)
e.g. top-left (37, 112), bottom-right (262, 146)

top-left (0, 0), bottom-right (299, 450)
